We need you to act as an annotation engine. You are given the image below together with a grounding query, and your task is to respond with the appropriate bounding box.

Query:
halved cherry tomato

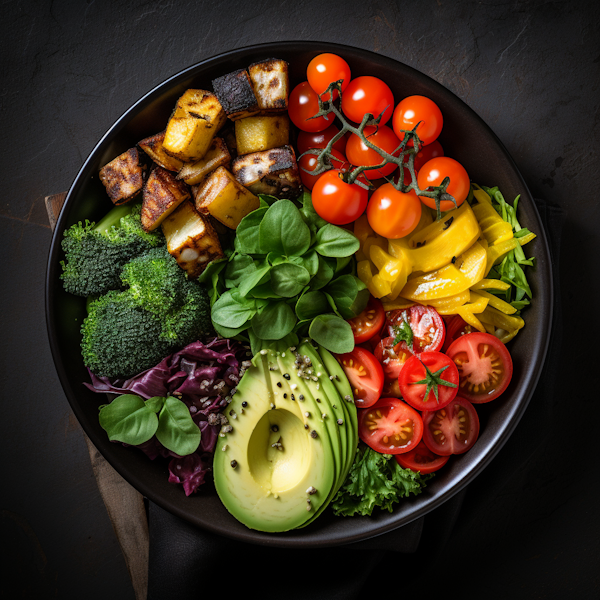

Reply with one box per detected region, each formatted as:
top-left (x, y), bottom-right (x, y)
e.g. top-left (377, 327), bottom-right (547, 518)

top-left (296, 124), bottom-right (349, 156)
top-left (307, 53), bottom-right (351, 101)
top-left (311, 169), bottom-right (368, 225)
top-left (385, 305), bottom-right (446, 354)
top-left (446, 332), bottom-right (513, 403)
top-left (417, 157), bottom-right (470, 212)
top-left (442, 315), bottom-right (476, 352)
top-left (298, 148), bottom-right (347, 190)
top-left (395, 440), bottom-right (450, 474)
top-left (348, 296), bottom-right (385, 345)
top-left (398, 351), bottom-right (459, 411)
top-left (345, 125), bottom-right (401, 180)
top-left (422, 396), bottom-right (480, 455)
top-left (336, 347), bottom-right (384, 409)
top-left (374, 336), bottom-right (413, 380)
top-left (404, 139), bottom-right (444, 173)
top-left (358, 397), bottom-right (423, 454)
top-left (367, 183), bottom-right (422, 239)
top-left (341, 76), bottom-right (394, 125)
top-left (288, 81), bottom-right (334, 132)
top-left (392, 95), bottom-right (443, 147)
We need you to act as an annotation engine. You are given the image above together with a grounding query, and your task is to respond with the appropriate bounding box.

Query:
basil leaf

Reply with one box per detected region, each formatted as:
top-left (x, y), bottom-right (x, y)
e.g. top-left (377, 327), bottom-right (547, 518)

top-left (295, 291), bottom-right (330, 321)
top-left (146, 396), bottom-right (166, 413)
top-left (156, 396), bottom-right (201, 456)
top-left (238, 261), bottom-right (271, 297)
top-left (301, 250), bottom-right (320, 277)
top-left (325, 275), bottom-right (370, 319)
top-left (99, 394), bottom-right (159, 446)
top-left (314, 223), bottom-right (360, 257)
top-left (236, 207), bottom-right (268, 254)
top-left (213, 321), bottom-right (250, 338)
top-left (259, 199), bottom-right (311, 257)
top-left (299, 191), bottom-right (328, 230)
top-left (248, 282), bottom-right (281, 299)
top-left (258, 194), bottom-right (280, 206)
top-left (225, 254), bottom-right (256, 288)
top-left (309, 314), bottom-right (355, 354)
top-left (197, 257), bottom-right (227, 285)
top-left (270, 263), bottom-right (311, 298)
top-left (251, 301), bottom-right (297, 340)
top-left (211, 290), bottom-right (257, 328)
top-left (310, 255), bottom-right (335, 290)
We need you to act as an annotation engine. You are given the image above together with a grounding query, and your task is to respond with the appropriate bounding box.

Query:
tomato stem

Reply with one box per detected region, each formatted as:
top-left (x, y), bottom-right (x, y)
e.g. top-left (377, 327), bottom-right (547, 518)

top-left (299, 80), bottom-right (456, 220)
top-left (411, 359), bottom-right (457, 404)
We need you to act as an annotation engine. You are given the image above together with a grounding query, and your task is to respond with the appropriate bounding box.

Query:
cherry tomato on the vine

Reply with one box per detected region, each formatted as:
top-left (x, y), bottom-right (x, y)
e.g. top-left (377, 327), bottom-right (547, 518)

top-left (366, 183), bottom-right (422, 239)
top-left (392, 95), bottom-right (443, 147)
top-left (341, 76), bottom-right (394, 125)
top-left (298, 148), bottom-right (347, 191)
top-left (288, 81), bottom-right (334, 132)
top-left (417, 157), bottom-right (470, 212)
top-left (345, 125), bottom-right (401, 180)
top-left (311, 169), bottom-right (368, 225)
top-left (307, 53), bottom-right (351, 101)
top-left (404, 139), bottom-right (444, 173)
top-left (296, 124), bottom-right (349, 156)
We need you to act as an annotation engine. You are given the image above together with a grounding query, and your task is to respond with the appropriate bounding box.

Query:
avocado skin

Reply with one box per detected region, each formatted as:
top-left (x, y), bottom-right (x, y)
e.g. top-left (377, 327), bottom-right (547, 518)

top-left (213, 347), bottom-right (339, 532)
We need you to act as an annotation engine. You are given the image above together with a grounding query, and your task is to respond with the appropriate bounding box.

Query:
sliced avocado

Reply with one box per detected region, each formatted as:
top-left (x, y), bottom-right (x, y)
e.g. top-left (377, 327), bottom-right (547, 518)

top-left (213, 348), bottom-right (336, 532)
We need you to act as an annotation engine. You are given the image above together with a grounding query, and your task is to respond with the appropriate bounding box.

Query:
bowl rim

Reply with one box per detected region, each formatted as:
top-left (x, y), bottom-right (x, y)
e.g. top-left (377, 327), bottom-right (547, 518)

top-left (45, 40), bottom-right (554, 547)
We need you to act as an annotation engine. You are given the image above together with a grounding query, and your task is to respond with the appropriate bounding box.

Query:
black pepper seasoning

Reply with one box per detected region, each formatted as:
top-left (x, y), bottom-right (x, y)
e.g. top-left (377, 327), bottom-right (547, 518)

top-left (283, 373), bottom-right (290, 380)
top-left (230, 460), bottom-right (238, 469)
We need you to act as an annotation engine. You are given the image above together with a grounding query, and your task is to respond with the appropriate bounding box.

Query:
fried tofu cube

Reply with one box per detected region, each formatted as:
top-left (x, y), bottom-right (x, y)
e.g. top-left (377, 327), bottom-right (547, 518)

top-left (161, 200), bottom-right (224, 278)
top-left (163, 90), bottom-right (227, 162)
top-left (232, 145), bottom-right (302, 199)
top-left (212, 69), bottom-right (260, 121)
top-left (141, 167), bottom-right (191, 231)
top-left (248, 59), bottom-right (289, 114)
top-left (99, 147), bottom-right (146, 205)
top-left (235, 114), bottom-right (289, 155)
top-left (138, 131), bottom-right (184, 172)
top-left (194, 166), bottom-right (259, 229)
top-left (177, 137), bottom-right (231, 185)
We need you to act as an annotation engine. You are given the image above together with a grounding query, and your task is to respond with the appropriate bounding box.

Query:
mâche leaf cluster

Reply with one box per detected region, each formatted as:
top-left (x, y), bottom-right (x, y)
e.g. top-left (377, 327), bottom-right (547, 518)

top-left (200, 192), bottom-right (368, 354)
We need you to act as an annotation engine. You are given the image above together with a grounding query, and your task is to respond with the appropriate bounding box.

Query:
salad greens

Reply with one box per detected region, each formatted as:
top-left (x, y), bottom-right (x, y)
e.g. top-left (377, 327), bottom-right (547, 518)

top-left (201, 192), bottom-right (368, 354)
top-left (332, 444), bottom-right (433, 517)
top-left (482, 185), bottom-right (536, 312)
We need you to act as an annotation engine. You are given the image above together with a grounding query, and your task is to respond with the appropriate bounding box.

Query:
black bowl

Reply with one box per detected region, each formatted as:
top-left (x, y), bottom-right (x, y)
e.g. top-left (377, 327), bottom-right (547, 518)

top-left (45, 41), bottom-right (553, 548)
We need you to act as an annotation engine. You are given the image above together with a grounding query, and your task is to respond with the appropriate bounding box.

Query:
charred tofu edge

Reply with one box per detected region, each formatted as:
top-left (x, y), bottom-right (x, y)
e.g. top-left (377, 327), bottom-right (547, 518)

top-left (141, 166), bottom-right (191, 231)
top-left (98, 147), bottom-right (147, 205)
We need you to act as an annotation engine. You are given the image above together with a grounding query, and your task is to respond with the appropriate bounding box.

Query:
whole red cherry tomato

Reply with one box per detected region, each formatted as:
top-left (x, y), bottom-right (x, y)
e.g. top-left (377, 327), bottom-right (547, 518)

top-left (417, 157), bottom-right (470, 212)
top-left (367, 183), bottom-right (422, 239)
top-left (296, 124), bottom-right (349, 156)
top-left (341, 76), bottom-right (394, 125)
top-left (307, 53), bottom-right (351, 101)
top-left (345, 125), bottom-right (401, 180)
top-left (392, 95), bottom-right (443, 146)
top-left (404, 140), bottom-right (444, 172)
top-left (311, 169), bottom-right (368, 225)
top-left (288, 81), bottom-right (334, 132)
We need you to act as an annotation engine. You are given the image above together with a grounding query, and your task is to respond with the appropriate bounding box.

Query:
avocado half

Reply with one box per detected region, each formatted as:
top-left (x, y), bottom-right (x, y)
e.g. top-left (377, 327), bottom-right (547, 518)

top-left (213, 341), bottom-right (358, 532)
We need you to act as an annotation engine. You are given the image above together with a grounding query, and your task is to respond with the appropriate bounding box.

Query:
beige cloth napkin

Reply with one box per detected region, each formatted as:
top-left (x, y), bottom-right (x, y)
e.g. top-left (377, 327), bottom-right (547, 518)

top-left (46, 193), bottom-right (149, 600)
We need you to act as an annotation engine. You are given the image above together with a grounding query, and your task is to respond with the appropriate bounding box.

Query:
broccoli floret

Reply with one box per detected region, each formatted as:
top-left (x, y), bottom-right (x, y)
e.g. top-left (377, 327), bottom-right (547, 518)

top-left (60, 203), bottom-right (164, 297)
top-left (120, 246), bottom-right (213, 346)
top-left (81, 289), bottom-right (173, 378)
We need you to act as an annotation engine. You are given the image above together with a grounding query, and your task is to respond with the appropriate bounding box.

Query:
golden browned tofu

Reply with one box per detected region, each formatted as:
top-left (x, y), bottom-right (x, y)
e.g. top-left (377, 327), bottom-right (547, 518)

top-left (177, 137), bottom-right (231, 185)
top-left (141, 167), bottom-right (191, 231)
top-left (99, 147), bottom-right (146, 205)
top-left (212, 69), bottom-right (260, 121)
top-left (161, 200), bottom-right (224, 278)
top-left (235, 114), bottom-right (289, 155)
top-left (232, 145), bottom-right (302, 199)
top-left (138, 131), bottom-right (184, 172)
top-left (194, 166), bottom-right (259, 229)
top-left (163, 90), bottom-right (227, 162)
top-left (248, 59), bottom-right (289, 114)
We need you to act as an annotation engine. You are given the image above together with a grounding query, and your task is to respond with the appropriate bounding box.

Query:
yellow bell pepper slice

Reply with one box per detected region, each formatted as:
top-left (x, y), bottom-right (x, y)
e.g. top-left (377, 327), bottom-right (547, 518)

top-left (484, 237), bottom-right (519, 275)
top-left (353, 214), bottom-right (374, 244)
top-left (421, 289), bottom-right (470, 313)
top-left (471, 289), bottom-right (517, 315)
top-left (471, 187), bottom-right (514, 246)
top-left (470, 278), bottom-right (511, 292)
top-left (518, 231), bottom-right (537, 246)
top-left (400, 242), bottom-right (487, 301)
top-left (478, 306), bottom-right (525, 333)
top-left (382, 297), bottom-right (414, 311)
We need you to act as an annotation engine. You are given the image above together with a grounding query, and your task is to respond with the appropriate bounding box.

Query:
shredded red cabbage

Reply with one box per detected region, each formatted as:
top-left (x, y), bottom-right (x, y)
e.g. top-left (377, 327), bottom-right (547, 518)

top-left (85, 337), bottom-right (250, 495)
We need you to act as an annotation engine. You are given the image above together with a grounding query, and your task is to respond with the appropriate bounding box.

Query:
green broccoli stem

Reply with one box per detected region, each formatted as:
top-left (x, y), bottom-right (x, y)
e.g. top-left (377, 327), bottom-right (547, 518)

top-left (93, 203), bottom-right (136, 235)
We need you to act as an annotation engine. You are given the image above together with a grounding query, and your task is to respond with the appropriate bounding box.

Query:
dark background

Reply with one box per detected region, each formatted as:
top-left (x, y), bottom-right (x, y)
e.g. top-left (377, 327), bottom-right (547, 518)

top-left (1, 0), bottom-right (598, 598)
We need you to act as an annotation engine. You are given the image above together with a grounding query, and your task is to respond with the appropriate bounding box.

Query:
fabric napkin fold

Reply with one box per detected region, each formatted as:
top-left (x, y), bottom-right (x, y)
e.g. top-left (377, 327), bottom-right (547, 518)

top-left (146, 198), bottom-right (563, 599)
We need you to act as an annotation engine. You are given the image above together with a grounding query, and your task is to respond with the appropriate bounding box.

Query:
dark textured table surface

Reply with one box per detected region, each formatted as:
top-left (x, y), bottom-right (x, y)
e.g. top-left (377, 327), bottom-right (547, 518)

top-left (2, 1), bottom-right (599, 598)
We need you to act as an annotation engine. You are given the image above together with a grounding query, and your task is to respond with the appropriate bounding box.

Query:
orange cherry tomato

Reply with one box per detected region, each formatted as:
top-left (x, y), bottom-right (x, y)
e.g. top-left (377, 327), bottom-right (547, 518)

top-left (307, 53), bottom-right (351, 101)
top-left (404, 140), bottom-right (444, 172)
top-left (417, 157), bottom-right (470, 212)
top-left (311, 169), bottom-right (369, 225)
top-left (288, 81), bottom-right (334, 132)
top-left (366, 182), bottom-right (422, 239)
top-left (341, 76), bottom-right (394, 125)
top-left (392, 95), bottom-right (443, 146)
top-left (345, 125), bottom-right (401, 180)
